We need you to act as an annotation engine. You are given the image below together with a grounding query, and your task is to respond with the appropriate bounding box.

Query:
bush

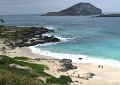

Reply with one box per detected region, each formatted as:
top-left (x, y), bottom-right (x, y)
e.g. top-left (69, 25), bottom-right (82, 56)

top-left (46, 77), bottom-right (58, 84)
top-left (46, 75), bottom-right (72, 84)
top-left (0, 55), bottom-right (16, 65)
top-left (59, 75), bottom-right (72, 84)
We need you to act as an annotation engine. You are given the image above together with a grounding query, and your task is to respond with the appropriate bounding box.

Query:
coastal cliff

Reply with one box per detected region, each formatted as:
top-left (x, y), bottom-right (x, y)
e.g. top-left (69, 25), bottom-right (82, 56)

top-left (42, 3), bottom-right (102, 16)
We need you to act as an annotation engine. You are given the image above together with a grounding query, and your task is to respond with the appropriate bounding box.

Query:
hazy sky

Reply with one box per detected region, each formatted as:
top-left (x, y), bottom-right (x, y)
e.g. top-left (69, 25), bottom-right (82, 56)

top-left (0, 0), bottom-right (120, 15)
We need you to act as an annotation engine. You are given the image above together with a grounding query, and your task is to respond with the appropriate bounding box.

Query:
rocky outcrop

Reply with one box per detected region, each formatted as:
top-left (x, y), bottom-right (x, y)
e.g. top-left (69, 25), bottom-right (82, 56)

top-left (58, 59), bottom-right (77, 72)
top-left (42, 3), bottom-right (102, 16)
top-left (1, 26), bottom-right (60, 48)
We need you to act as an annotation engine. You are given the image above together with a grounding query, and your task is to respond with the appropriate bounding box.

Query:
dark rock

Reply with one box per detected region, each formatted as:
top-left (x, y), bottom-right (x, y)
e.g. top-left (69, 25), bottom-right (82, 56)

top-left (87, 72), bottom-right (95, 76)
top-left (60, 59), bottom-right (72, 63)
top-left (58, 68), bottom-right (69, 72)
top-left (42, 3), bottom-right (102, 16)
top-left (5, 27), bottom-right (61, 47)
top-left (59, 59), bottom-right (77, 72)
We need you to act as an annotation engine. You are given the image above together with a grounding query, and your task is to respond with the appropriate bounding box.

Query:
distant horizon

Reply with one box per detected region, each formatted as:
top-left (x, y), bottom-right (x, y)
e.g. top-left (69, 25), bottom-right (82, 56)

top-left (1, 12), bottom-right (120, 16)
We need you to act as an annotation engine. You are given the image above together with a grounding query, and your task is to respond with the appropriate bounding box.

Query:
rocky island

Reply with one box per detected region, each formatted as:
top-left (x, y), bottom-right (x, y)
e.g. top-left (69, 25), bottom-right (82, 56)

top-left (42, 3), bottom-right (102, 16)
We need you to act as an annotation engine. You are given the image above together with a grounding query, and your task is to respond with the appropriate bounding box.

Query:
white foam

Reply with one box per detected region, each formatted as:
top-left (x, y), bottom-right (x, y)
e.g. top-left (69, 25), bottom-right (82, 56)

top-left (44, 26), bottom-right (57, 30)
top-left (35, 42), bottom-right (58, 47)
top-left (42, 33), bottom-right (53, 37)
top-left (30, 46), bottom-right (120, 68)
top-left (55, 35), bottom-right (74, 42)
top-left (42, 33), bottom-right (74, 42)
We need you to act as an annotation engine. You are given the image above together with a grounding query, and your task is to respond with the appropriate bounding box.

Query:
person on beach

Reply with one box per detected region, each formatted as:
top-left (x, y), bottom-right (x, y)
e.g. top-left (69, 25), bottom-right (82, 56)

top-left (101, 65), bottom-right (103, 69)
top-left (98, 65), bottom-right (100, 68)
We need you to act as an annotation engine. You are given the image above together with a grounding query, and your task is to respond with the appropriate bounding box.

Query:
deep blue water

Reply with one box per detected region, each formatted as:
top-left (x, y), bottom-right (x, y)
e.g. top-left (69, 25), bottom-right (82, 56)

top-left (2, 14), bottom-right (120, 67)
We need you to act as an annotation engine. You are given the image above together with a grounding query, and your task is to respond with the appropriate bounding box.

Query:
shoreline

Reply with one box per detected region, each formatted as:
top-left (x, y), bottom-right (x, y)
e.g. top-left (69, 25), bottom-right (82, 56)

top-left (1, 46), bottom-right (120, 85)
top-left (26, 47), bottom-right (120, 85)
top-left (29, 46), bottom-right (120, 68)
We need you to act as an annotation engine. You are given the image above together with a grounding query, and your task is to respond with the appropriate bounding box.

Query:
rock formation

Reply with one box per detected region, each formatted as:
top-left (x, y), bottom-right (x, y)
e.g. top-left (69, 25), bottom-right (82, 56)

top-left (42, 3), bottom-right (102, 16)
top-left (0, 26), bottom-right (60, 48)
top-left (58, 59), bottom-right (77, 72)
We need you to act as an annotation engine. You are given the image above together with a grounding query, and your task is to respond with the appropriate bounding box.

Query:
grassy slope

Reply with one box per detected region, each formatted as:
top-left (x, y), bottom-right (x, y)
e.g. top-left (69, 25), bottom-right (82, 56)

top-left (0, 68), bottom-right (44, 85)
top-left (0, 55), bottom-right (51, 77)
top-left (0, 55), bottom-right (52, 85)
top-left (0, 55), bottom-right (72, 85)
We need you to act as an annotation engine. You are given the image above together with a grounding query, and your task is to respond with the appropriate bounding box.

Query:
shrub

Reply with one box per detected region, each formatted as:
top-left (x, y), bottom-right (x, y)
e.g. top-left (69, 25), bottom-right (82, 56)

top-left (59, 75), bottom-right (72, 84)
top-left (46, 75), bottom-right (72, 84)
top-left (0, 55), bottom-right (16, 65)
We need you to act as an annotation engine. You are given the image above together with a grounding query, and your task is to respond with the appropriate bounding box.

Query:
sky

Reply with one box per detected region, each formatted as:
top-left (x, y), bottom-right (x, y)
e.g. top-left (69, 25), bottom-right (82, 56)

top-left (0, 0), bottom-right (120, 15)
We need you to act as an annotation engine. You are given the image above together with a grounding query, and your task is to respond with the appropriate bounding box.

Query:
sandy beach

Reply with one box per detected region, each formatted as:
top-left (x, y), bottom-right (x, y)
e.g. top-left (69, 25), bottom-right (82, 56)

top-left (0, 46), bottom-right (120, 85)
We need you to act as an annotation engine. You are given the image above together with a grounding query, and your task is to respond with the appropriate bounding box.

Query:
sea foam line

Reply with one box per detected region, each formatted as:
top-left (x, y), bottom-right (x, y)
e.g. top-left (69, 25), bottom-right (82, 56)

top-left (29, 46), bottom-right (120, 68)
top-left (44, 26), bottom-right (58, 30)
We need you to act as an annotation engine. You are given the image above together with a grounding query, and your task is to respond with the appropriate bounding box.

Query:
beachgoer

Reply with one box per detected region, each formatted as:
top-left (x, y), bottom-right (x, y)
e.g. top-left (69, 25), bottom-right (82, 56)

top-left (98, 65), bottom-right (100, 68)
top-left (101, 65), bottom-right (103, 69)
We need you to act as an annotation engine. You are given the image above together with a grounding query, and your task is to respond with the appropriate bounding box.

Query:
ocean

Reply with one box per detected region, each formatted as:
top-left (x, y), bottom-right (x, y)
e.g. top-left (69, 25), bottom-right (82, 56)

top-left (2, 14), bottom-right (120, 68)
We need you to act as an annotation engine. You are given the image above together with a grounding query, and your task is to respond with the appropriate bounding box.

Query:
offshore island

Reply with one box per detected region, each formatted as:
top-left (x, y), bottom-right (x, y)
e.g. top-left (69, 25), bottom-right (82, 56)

top-left (0, 2), bottom-right (120, 85)
top-left (42, 3), bottom-right (102, 16)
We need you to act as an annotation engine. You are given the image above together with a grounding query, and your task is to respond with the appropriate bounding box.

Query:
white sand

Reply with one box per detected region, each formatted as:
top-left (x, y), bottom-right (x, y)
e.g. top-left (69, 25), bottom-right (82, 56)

top-left (0, 46), bottom-right (120, 85)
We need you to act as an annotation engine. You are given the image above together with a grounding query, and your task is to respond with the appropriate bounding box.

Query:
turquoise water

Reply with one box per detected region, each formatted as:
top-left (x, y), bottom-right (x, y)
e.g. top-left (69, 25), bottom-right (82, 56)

top-left (2, 14), bottom-right (120, 67)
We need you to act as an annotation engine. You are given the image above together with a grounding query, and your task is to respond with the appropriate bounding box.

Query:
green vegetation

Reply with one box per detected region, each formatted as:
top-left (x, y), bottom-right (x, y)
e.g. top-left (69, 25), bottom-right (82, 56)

top-left (14, 56), bottom-right (31, 61)
top-left (0, 55), bottom-right (50, 77)
top-left (46, 75), bottom-right (72, 84)
top-left (0, 69), bottom-right (44, 85)
top-left (0, 55), bottom-right (46, 85)
top-left (0, 64), bottom-right (39, 78)
top-left (0, 27), bottom-right (29, 39)
top-left (0, 26), bottom-right (30, 43)
top-left (0, 55), bottom-right (72, 85)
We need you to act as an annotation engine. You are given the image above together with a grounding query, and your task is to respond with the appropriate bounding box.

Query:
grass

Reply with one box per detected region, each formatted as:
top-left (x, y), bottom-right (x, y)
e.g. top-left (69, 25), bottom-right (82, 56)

top-left (0, 55), bottom-right (51, 77)
top-left (0, 69), bottom-right (44, 85)
top-left (14, 56), bottom-right (31, 61)
top-left (0, 64), bottom-right (39, 78)
top-left (0, 55), bottom-right (51, 85)
top-left (0, 55), bottom-right (72, 85)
